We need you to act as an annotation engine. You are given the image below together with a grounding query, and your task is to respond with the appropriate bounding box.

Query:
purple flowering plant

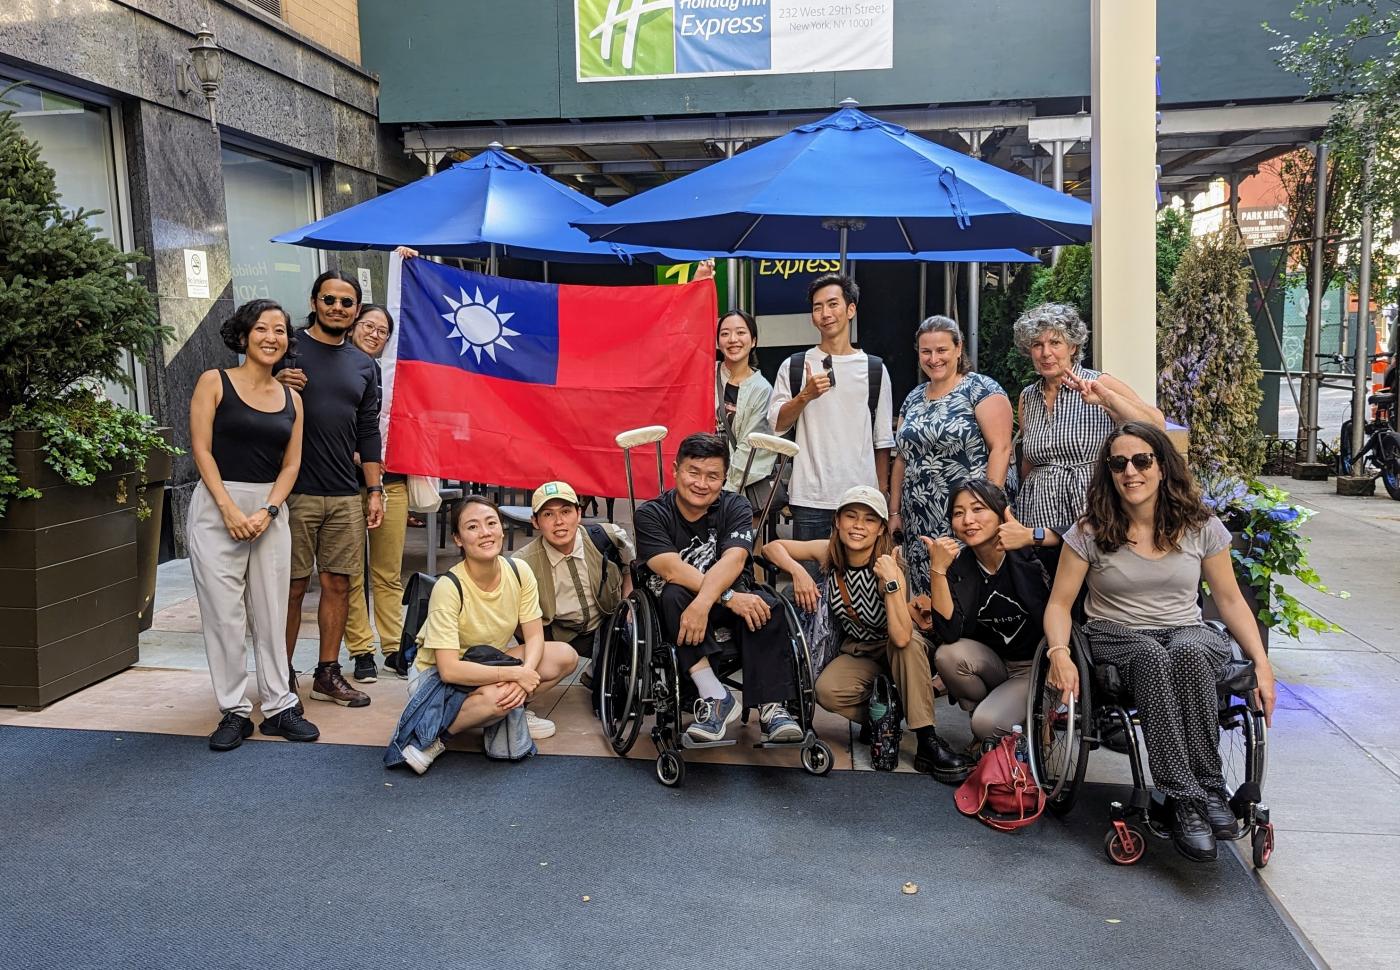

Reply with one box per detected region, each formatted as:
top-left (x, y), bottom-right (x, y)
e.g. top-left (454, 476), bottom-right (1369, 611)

top-left (1202, 475), bottom-right (1346, 637)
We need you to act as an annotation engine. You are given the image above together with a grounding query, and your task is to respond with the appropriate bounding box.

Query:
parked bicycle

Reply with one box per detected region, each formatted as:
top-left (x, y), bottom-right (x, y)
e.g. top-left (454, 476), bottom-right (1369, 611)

top-left (1335, 352), bottom-right (1400, 500)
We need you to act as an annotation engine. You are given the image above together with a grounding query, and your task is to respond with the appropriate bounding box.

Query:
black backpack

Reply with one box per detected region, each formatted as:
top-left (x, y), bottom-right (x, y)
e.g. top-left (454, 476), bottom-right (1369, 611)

top-left (583, 523), bottom-right (624, 601)
top-left (396, 558), bottom-right (521, 672)
top-left (785, 351), bottom-right (885, 437)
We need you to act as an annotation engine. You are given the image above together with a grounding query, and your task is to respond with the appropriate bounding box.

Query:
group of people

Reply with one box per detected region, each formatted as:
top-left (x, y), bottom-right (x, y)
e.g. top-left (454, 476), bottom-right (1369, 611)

top-left (187, 264), bottom-right (1276, 864)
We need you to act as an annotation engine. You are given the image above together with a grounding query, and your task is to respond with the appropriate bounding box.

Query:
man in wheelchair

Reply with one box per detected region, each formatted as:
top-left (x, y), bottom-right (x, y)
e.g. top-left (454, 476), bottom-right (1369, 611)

top-left (634, 433), bottom-right (804, 745)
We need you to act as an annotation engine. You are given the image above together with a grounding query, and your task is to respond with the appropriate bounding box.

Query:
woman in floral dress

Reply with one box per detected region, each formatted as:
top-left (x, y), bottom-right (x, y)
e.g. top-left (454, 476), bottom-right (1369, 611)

top-left (890, 316), bottom-right (1013, 599)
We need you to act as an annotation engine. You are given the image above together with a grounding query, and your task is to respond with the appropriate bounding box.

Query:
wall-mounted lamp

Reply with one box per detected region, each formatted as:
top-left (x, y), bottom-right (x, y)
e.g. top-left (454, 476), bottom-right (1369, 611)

top-left (176, 23), bottom-right (222, 133)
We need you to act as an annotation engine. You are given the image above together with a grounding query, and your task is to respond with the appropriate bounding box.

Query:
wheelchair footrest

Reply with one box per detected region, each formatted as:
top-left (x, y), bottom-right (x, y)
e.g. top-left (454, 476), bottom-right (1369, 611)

top-left (679, 736), bottom-right (737, 751)
top-left (754, 731), bottom-right (819, 750)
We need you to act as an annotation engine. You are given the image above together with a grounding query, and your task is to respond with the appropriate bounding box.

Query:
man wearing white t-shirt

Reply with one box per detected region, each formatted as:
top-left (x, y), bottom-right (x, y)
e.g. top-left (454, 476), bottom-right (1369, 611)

top-left (768, 273), bottom-right (895, 558)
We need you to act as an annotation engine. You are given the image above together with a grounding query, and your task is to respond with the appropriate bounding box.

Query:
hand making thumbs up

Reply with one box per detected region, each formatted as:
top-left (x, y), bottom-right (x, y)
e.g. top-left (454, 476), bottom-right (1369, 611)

top-left (996, 506), bottom-right (1034, 551)
top-left (800, 359), bottom-right (833, 401)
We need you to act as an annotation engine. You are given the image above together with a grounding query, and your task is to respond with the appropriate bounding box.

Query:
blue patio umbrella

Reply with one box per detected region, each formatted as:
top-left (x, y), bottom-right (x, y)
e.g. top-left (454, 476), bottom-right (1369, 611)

top-left (271, 146), bottom-right (707, 265)
top-left (572, 103), bottom-right (1092, 261)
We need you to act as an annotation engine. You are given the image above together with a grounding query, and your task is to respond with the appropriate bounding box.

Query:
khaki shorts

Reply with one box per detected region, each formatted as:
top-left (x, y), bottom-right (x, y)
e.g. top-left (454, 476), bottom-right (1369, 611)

top-left (287, 493), bottom-right (365, 579)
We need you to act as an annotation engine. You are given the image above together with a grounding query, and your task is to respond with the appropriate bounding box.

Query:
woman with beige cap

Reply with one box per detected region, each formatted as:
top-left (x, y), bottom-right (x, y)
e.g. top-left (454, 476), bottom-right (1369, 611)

top-left (761, 485), bottom-right (974, 783)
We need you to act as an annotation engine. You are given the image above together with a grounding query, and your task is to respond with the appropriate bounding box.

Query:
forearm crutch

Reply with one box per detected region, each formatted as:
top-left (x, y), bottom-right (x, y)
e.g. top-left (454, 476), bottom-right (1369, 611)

top-left (740, 432), bottom-right (800, 539)
top-left (614, 425), bottom-right (668, 523)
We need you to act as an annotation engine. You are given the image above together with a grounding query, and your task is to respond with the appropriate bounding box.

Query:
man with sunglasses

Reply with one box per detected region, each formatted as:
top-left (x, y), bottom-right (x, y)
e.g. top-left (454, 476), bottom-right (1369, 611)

top-left (274, 270), bottom-right (384, 710)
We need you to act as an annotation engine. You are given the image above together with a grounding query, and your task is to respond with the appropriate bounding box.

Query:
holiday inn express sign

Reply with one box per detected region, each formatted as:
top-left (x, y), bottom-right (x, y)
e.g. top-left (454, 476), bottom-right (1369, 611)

top-left (575, 0), bottom-right (893, 81)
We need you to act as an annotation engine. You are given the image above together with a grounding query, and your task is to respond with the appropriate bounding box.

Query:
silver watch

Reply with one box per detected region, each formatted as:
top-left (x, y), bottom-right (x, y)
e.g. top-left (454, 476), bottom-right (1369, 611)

top-left (719, 588), bottom-right (735, 605)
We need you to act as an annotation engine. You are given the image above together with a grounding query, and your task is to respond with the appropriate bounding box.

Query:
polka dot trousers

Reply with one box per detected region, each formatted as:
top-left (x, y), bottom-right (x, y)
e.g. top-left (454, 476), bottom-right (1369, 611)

top-left (1084, 620), bottom-right (1231, 805)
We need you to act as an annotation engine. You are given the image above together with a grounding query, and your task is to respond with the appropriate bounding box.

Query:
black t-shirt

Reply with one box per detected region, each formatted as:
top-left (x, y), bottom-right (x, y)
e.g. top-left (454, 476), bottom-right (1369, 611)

top-left (635, 489), bottom-right (754, 592)
top-left (277, 330), bottom-right (381, 496)
top-left (965, 561), bottom-right (1039, 662)
top-left (721, 383), bottom-right (739, 436)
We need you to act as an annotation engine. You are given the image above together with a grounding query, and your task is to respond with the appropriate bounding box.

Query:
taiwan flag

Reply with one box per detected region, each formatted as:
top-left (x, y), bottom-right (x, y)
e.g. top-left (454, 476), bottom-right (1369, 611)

top-left (381, 256), bottom-right (716, 498)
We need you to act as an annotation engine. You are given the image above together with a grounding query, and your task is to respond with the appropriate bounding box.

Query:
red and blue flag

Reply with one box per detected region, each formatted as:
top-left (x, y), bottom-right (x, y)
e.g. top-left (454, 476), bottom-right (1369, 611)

top-left (382, 257), bottom-right (715, 497)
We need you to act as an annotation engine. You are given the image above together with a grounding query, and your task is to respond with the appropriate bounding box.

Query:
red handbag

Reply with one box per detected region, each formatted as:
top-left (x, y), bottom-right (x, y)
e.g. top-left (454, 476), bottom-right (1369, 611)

top-left (953, 734), bottom-right (1046, 832)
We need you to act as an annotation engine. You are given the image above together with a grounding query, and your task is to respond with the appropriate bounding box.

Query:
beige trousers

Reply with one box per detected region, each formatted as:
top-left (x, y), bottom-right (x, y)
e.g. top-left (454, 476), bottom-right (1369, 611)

top-left (814, 630), bottom-right (937, 730)
top-left (345, 480), bottom-right (409, 657)
top-left (934, 637), bottom-right (1032, 741)
top-left (186, 481), bottom-right (297, 718)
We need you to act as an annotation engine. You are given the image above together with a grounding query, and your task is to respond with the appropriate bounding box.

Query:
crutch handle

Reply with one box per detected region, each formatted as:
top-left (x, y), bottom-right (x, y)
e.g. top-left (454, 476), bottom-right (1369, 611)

top-left (745, 432), bottom-right (799, 459)
top-left (615, 425), bottom-right (668, 450)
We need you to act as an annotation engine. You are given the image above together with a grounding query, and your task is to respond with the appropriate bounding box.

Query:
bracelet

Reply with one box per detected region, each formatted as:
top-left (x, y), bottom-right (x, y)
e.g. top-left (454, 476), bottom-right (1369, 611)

top-left (367, 484), bottom-right (385, 494)
top-left (930, 568), bottom-right (946, 577)
top-left (1046, 644), bottom-right (1071, 657)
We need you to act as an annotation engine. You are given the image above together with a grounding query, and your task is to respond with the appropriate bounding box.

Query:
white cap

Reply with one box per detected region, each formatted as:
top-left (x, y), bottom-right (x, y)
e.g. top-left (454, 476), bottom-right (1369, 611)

top-left (836, 485), bottom-right (888, 521)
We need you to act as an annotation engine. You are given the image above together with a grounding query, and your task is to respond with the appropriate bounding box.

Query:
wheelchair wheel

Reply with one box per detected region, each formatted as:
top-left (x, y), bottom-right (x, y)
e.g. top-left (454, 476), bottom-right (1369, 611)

top-left (1220, 702), bottom-right (1266, 828)
top-left (1026, 637), bottom-right (1091, 816)
top-left (1252, 822), bottom-right (1275, 868)
top-left (598, 593), bottom-right (652, 756)
top-left (1104, 822), bottom-right (1147, 865)
top-left (656, 748), bottom-right (685, 787)
top-left (801, 740), bottom-right (833, 776)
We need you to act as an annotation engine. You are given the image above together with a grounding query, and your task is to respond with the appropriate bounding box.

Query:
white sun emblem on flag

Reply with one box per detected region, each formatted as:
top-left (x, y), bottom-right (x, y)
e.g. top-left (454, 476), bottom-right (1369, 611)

top-left (441, 286), bottom-right (520, 363)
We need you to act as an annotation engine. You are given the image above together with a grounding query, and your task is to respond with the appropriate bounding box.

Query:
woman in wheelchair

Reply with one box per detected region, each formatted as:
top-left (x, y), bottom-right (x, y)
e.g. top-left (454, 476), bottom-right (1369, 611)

top-left (923, 479), bottom-right (1055, 746)
top-left (1043, 422), bottom-right (1276, 862)
top-left (763, 486), bottom-right (974, 782)
top-left (397, 496), bottom-right (579, 774)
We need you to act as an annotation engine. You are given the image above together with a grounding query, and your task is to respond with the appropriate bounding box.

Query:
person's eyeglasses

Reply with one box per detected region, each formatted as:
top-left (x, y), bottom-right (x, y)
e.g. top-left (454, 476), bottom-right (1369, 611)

top-left (1106, 453), bottom-right (1156, 474)
top-left (359, 326), bottom-right (390, 338)
top-left (320, 295), bottom-right (358, 309)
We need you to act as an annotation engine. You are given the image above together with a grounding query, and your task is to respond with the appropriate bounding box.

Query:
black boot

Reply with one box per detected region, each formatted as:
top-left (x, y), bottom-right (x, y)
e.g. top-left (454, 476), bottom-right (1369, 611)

top-left (1171, 800), bottom-right (1219, 863)
top-left (913, 728), bottom-right (974, 784)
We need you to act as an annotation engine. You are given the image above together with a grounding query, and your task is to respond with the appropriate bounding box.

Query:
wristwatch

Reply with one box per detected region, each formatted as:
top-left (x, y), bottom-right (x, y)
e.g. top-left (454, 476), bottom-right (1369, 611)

top-left (719, 588), bottom-right (735, 605)
top-left (1032, 526), bottom-right (1046, 546)
top-left (883, 579), bottom-right (901, 595)
top-left (264, 504), bottom-right (280, 519)
top-left (367, 484), bottom-right (385, 494)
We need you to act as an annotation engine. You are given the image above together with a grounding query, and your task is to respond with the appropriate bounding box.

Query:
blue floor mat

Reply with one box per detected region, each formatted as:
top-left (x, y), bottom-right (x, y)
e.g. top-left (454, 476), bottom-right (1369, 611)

top-left (0, 725), bottom-right (1311, 970)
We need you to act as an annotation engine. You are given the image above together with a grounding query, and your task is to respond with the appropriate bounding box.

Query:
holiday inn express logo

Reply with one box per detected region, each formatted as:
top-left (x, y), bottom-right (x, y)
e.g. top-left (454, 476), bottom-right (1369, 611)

top-left (578, 0), bottom-right (676, 77)
top-left (574, 0), bottom-right (892, 82)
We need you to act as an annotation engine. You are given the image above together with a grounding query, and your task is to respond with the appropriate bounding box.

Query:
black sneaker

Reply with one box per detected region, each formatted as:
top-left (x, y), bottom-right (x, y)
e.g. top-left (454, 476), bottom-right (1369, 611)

top-left (352, 654), bottom-right (378, 683)
top-left (209, 712), bottom-right (253, 751)
top-left (913, 731), bottom-right (975, 785)
top-left (382, 651), bottom-right (408, 679)
top-left (259, 706), bottom-right (321, 742)
top-left (1171, 800), bottom-right (1219, 863)
top-left (1203, 787), bottom-right (1241, 840)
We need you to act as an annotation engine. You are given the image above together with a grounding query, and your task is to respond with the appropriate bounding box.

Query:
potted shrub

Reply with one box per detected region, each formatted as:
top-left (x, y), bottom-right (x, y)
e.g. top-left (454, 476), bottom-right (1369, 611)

top-left (0, 89), bottom-right (174, 707)
top-left (1201, 477), bottom-right (1346, 645)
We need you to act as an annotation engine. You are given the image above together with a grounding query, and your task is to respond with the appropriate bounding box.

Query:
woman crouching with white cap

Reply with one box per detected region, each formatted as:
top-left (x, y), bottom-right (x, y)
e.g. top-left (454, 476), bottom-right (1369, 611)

top-left (762, 485), bottom-right (974, 783)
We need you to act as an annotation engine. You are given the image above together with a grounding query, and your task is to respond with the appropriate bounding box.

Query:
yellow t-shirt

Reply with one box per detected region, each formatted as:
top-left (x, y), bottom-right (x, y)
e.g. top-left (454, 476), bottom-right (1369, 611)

top-left (413, 558), bottom-right (543, 672)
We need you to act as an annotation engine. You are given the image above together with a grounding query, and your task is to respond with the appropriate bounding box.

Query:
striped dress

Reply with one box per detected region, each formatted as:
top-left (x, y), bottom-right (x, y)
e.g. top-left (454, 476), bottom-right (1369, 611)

top-left (1015, 367), bottom-right (1117, 534)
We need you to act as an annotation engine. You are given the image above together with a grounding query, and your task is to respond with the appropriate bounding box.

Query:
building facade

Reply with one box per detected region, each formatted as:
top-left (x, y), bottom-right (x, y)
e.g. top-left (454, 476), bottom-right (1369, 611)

top-left (0, 0), bottom-right (419, 551)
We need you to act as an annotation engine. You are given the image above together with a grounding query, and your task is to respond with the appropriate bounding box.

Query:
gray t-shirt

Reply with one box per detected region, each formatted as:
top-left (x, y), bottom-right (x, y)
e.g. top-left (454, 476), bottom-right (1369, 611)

top-left (1062, 516), bottom-right (1232, 629)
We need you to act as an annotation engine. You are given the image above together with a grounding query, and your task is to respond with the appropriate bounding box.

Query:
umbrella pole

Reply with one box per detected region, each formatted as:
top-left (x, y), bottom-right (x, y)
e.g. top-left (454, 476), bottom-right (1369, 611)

top-left (543, 260), bottom-right (549, 284)
top-left (967, 260), bottom-right (980, 370)
top-left (839, 226), bottom-right (848, 274)
top-left (489, 242), bottom-right (498, 277)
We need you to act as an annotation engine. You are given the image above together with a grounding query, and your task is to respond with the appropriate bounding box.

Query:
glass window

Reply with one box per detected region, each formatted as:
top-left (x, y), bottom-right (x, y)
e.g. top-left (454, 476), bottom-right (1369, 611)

top-left (4, 75), bottom-right (141, 409)
top-left (221, 146), bottom-right (319, 319)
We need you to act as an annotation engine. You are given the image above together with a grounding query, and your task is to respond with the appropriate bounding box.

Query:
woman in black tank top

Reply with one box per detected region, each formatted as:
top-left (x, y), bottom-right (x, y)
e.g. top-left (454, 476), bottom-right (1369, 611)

top-left (187, 299), bottom-right (318, 750)
top-left (761, 485), bottom-right (974, 782)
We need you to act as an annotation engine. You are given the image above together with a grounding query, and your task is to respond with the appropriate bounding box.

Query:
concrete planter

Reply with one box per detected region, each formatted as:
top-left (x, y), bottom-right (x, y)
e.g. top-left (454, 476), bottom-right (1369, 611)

top-left (0, 430), bottom-right (162, 708)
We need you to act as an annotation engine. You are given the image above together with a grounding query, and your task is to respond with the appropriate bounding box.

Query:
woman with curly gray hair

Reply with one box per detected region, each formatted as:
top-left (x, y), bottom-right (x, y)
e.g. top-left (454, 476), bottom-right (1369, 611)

top-left (1000, 303), bottom-right (1162, 551)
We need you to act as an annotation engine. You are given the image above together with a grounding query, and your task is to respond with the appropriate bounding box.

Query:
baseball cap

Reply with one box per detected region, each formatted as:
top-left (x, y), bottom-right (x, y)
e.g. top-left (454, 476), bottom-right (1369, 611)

top-left (531, 481), bottom-right (580, 514)
top-left (836, 485), bottom-right (889, 521)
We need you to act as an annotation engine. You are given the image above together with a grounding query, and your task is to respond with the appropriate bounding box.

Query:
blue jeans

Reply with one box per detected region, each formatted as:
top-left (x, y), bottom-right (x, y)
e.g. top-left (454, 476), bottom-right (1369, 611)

top-left (789, 504), bottom-right (834, 583)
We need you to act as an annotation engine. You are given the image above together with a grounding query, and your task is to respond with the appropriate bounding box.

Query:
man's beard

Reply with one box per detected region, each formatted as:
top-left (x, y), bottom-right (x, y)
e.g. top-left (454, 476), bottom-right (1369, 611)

top-left (316, 317), bottom-right (352, 337)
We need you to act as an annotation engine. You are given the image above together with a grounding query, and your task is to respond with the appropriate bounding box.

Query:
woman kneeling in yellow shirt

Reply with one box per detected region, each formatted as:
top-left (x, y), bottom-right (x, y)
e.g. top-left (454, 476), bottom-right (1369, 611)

top-left (401, 495), bottom-right (578, 773)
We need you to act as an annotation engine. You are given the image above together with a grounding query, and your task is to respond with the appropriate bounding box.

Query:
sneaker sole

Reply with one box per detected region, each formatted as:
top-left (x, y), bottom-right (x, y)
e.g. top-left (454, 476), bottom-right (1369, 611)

top-left (309, 690), bottom-right (370, 708)
top-left (761, 725), bottom-right (804, 744)
top-left (527, 724), bottom-right (556, 740)
top-left (259, 724), bottom-right (321, 742)
top-left (402, 752), bottom-right (430, 775)
top-left (209, 720), bottom-right (254, 752)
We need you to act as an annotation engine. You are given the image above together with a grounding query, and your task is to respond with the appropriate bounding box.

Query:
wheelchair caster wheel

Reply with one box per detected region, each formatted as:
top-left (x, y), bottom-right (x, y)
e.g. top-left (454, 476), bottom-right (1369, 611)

top-left (1252, 822), bottom-right (1275, 868)
top-left (801, 740), bottom-right (833, 777)
top-left (656, 749), bottom-right (685, 788)
top-left (1104, 822), bottom-right (1146, 865)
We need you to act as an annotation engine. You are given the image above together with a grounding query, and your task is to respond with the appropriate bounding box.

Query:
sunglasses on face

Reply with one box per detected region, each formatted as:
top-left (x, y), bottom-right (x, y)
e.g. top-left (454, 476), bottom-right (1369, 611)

top-left (319, 295), bottom-right (358, 309)
top-left (1106, 452), bottom-right (1156, 474)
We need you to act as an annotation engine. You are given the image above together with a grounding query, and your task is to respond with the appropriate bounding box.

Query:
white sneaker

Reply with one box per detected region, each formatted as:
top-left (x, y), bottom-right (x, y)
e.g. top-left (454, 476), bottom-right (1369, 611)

top-left (402, 738), bottom-right (446, 775)
top-left (525, 709), bottom-right (556, 740)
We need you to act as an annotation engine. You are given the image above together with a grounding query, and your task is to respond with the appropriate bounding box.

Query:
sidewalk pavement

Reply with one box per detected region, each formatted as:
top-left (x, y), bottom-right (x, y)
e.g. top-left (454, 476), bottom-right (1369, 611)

top-left (2, 477), bottom-right (1398, 969)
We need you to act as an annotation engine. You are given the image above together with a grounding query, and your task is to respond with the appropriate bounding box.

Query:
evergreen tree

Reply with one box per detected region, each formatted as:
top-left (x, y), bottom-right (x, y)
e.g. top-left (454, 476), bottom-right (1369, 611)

top-left (1157, 227), bottom-right (1264, 479)
top-left (0, 88), bottom-right (170, 516)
